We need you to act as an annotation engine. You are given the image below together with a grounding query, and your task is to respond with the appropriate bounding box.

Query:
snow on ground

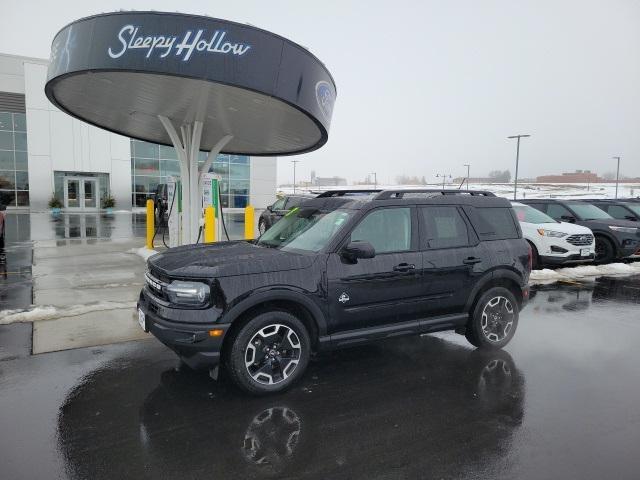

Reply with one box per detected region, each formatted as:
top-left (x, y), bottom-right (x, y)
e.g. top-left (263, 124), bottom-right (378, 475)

top-left (129, 247), bottom-right (159, 261)
top-left (530, 262), bottom-right (640, 285)
top-left (0, 301), bottom-right (136, 325)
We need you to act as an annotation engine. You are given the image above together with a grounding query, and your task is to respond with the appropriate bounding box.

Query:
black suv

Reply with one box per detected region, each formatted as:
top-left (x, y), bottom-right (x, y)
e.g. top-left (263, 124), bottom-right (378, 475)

top-left (258, 194), bottom-right (315, 235)
top-left (585, 199), bottom-right (640, 222)
top-left (520, 199), bottom-right (640, 263)
top-left (138, 189), bottom-right (531, 394)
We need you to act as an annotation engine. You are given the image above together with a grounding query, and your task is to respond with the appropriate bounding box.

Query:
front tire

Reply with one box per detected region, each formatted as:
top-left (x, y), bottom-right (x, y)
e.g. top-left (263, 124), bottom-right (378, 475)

top-left (595, 235), bottom-right (615, 264)
top-left (226, 311), bottom-right (311, 395)
top-left (258, 219), bottom-right (267, 236)
top-left (465, 287), bottom-right (519, 350)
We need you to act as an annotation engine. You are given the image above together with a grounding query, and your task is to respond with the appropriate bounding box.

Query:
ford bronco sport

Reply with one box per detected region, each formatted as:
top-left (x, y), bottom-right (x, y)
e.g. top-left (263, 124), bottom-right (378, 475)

top-left (138, 189), bottom-right (531, 394)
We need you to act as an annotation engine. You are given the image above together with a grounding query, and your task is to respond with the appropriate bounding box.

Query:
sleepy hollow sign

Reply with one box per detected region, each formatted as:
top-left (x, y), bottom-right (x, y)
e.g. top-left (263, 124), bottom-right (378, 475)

top-left (45, 11), bottom-right (337, 156)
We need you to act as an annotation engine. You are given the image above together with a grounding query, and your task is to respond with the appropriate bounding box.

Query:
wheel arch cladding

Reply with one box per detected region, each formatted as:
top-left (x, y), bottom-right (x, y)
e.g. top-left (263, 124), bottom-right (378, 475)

top-left (221, 297), bottom-right (323, 358)
top-left (465, 271), bottom-right (524, 315)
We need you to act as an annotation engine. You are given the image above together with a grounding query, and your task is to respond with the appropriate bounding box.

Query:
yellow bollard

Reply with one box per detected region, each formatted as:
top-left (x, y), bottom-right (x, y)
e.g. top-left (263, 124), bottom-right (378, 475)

top-left (244, 205), bottom-right (255, 240)
top-left (204, 206), bottom-right (216, 243)
top-left (146, 199), bottom-right (154, 250)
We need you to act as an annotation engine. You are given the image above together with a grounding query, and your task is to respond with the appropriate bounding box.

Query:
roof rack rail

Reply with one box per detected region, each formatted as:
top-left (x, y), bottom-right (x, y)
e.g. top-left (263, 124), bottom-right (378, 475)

top-left (316, 189), bottom-right (382, 197)
top-left (374, 189), bottom-right (496, 200)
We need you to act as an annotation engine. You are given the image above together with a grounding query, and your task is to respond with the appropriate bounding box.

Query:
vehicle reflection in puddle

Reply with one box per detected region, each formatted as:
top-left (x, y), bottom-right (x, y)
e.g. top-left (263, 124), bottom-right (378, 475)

top-left (529, 274), bottom-right (640, 313)
top-left (57, 337), bottom-right (525, 479)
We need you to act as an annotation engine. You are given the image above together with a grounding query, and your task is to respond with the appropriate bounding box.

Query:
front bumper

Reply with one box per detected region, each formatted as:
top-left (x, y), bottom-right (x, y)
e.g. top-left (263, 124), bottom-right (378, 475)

top-left (137, 290), bottom-right (229, 370)
top-left (540, 253), bottom-right (595, 266)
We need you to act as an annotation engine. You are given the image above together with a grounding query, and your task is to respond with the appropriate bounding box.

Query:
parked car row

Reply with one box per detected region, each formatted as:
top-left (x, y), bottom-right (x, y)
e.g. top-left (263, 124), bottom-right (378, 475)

top-left (261, 193), bottom-right (640, 269)
top-left (513, 198), bottom-right (640, 267)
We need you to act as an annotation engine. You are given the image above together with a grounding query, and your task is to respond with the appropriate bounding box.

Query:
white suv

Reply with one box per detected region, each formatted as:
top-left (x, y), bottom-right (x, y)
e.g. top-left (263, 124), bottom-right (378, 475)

top-left (511, 202), bottom-right (595, 268)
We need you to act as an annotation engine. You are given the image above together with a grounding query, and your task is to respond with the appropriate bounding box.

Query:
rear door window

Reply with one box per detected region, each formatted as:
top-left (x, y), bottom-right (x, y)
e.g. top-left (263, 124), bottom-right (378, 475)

top-left (474, 207), bottom-right (519, 240)
top-left (420, 206), bottom-right (470, 249)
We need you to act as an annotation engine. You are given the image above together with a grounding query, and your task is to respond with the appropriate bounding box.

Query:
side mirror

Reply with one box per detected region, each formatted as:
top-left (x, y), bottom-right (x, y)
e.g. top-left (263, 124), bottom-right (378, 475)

top-left (560, 215), bottom-right (576, 223)
top-left (267, 205), bottom-right (273, 212)
top-left (624, 216), bottom-right (638, 222)
top-left (341, 241), bottom-right (375, 261)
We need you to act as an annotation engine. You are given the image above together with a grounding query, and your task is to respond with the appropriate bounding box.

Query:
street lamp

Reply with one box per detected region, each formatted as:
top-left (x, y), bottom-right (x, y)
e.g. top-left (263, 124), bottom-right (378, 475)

top-left (463, 164), bottom-right (471, 190)
top-left (369, 172), bottom-right (377, 188)
top-left (507, 134), bottom-right (531, 200)
top-left (613, 156), bottom-right (621, 199)
top-left (291, 160), bottom-right (300, 193)
top-left (436, 173), bottom-right (452, 189)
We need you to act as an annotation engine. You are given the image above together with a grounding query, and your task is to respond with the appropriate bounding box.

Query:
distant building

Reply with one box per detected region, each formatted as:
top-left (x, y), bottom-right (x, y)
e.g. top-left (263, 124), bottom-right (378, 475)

top-left (313, 176), bottom-right (347, 187)
top-left (536, 170), bottom-right (600, 183)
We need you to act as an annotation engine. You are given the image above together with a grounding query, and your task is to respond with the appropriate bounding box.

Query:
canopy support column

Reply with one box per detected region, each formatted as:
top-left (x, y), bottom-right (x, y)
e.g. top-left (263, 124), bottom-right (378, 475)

top-left (158, 115), bottom-right (233, 246)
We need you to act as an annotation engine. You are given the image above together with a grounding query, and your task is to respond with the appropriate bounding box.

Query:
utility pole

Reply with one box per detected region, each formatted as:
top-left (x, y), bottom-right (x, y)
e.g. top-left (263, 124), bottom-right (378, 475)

top-left (291, 160), bottom-right (300, 193)
top-left (435, 173), bottom-right (452, 189)
top-left (613, 156), bottom-right (621, 199)
top-left (507, 134), bottom-right (531, 200)
top-left (464, 164), bottom-right (471, 190)
top-left (369, 172), bottom-right (377, 188)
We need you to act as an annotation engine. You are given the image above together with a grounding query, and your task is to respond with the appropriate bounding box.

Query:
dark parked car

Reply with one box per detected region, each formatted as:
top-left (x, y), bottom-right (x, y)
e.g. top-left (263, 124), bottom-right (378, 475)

top-left (258, 194), bottom-right (315, 235)
top-left (138, 189), bottom-right (531, 394)
top-left (585, 199), bottom-right (640, 222)
top-left (520, 199), bottom-right (640, 263)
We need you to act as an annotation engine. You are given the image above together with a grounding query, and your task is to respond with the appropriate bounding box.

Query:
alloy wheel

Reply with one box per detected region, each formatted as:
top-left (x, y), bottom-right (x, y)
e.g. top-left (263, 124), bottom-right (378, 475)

top-left (245, 324), bottom-right (302, 385)
top-left (480, 296), bottom-right (514, 342)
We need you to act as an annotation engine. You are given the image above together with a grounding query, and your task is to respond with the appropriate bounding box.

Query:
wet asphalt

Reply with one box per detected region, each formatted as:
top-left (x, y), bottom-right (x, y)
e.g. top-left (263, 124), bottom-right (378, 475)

top-left (1, 213), bottom-right (640, 479)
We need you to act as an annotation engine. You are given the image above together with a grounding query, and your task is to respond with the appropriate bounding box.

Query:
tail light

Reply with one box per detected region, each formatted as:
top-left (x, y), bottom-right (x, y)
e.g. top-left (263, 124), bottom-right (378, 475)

top-left (527, 243), bottom-right (533, 272)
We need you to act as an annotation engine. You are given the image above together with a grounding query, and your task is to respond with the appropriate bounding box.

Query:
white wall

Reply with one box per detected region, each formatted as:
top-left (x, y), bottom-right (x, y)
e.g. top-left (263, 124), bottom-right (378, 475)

top-left (250, 157), bottom-right (277, 209)
top-left (0, 54), bottom-right (26, 94)
top-left (20, 59), bottom-right (132, 210)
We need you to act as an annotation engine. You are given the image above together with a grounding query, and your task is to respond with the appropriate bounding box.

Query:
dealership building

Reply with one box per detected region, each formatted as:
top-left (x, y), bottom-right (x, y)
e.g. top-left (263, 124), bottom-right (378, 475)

top-left (0, 52), bottom-right (277, 211)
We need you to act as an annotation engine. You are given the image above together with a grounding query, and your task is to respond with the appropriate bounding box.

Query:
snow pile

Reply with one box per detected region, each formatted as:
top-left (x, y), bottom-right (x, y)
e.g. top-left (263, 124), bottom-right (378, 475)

top-left (129, 247), bottom-right (159, 261)
top-left (530, 262), bottom-right (640, 285)
top-left (0, 301), bottom-right (136, 325)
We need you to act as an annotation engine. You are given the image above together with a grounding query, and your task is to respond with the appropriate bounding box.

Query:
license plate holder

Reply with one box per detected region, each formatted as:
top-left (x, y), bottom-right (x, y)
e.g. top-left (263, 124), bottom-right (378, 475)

top-left (580, 248), bottom-right (590, 257)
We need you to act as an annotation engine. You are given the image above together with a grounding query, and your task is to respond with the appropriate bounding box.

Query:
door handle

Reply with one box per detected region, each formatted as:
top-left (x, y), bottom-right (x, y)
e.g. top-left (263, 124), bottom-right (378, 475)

top-left (393, 263), bottom-right (415, 272)
top-left (462, 257), bottom-right (482, 265)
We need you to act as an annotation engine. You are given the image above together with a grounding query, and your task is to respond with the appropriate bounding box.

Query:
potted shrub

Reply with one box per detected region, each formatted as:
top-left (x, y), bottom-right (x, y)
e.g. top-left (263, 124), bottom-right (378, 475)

top-left (48, 195), bottom-right (63, 215)
top-left (102, 195), bottom-right (116, 213)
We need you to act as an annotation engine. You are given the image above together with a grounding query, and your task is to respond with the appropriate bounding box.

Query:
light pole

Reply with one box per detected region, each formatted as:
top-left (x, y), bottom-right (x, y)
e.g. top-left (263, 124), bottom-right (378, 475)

top-left (507, 134), bottom-right (531, 200)
top-left (464, 164), bottom-right (470, 190)
top-left (369, 172), bottom-right (377, 188)
top-left (436, 173), bottom-right (452, 188)
top-left (613, 156), bottom-right (621, 199)
top-left (291, 160), bottom-right (300, 193)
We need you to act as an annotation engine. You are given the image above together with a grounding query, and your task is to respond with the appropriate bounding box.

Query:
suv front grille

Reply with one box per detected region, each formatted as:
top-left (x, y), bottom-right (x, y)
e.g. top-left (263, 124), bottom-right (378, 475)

top-left (145, 270), bottom-right (169, 301)
top-left (566, 234), bottom-right (594, 246)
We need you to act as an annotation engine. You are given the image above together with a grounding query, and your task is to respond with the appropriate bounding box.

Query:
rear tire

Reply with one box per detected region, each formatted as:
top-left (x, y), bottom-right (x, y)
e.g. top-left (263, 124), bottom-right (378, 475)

top-left (225, 311), bottom-right (311, 395)
top-left (594, 235), bottom-right (615, 264)
top-left (465, 287), bottom-right (519, 350)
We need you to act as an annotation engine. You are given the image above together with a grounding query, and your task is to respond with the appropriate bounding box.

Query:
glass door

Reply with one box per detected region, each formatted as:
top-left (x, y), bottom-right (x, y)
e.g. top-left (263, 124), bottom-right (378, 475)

top-left (64, 178), bottom-right (80, 208)
top-left (83, 179), bottom-right (97, 208)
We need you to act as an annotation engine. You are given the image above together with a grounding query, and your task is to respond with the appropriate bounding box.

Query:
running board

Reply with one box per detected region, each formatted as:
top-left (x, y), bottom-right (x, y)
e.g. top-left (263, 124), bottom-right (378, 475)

top-left (326, 313), bottom-right (469, 348)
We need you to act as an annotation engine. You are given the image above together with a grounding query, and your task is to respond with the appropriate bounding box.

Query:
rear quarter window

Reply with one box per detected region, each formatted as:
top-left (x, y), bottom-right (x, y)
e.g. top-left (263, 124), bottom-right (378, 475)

top-left (472, 207), bottom-right (520, 240)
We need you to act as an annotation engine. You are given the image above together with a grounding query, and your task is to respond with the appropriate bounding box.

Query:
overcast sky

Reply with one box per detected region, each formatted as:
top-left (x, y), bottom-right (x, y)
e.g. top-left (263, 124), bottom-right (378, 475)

top-left (2, 0), bottom-right (639, 184)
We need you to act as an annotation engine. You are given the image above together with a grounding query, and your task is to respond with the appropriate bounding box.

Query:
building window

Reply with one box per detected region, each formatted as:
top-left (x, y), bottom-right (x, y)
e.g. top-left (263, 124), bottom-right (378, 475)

top-left (130, 140), bottom-right (250, 208)
top-left (0, 111), bottom-right (28, 207)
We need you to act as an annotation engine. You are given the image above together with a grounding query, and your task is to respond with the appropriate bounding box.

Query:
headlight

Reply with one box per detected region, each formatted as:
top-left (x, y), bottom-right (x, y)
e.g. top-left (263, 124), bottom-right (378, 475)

top-left (609, 226), bottom-right (638, 234)
top-left (537, 229), bottom-right (568, 238)
top-left (165, 281), bottom-right (210, 306)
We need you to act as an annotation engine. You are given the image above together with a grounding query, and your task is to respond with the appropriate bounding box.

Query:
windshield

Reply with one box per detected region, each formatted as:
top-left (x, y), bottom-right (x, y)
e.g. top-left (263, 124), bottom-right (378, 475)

top-left (257, 208), bottom-right (352, 253)
top-left (512, 204), bottom-right (558, 224)
top-left (570, 203), bottom-right (612, 220)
